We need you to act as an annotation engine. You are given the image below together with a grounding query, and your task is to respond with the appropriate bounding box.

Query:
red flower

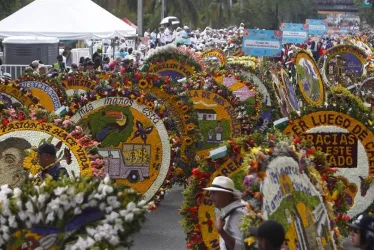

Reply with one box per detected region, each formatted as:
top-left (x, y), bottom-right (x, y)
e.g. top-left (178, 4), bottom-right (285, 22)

top-left (192, 168), bottom-right (201, 177)
top-left (18, 112), bottom-right (25, 120)
top-left (306, 148), bottom-right (315, 156)
top-left (2, 118), bottom-right (9, 126)
top-left (293, 137), bottom-right (301, 144)
top-left (38, 118), bottom-right (46, 124)
top-left (134, 72), bottom-right (142, 80)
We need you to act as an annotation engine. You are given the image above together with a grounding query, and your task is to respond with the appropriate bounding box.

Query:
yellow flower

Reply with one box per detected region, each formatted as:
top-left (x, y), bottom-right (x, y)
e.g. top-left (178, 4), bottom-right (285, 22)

top-left (244, 236), bottom-right (256, 247)
top-left (138, 79), bottom-right (149, 89)
top-left (23, 149), bottom-right (41, 175)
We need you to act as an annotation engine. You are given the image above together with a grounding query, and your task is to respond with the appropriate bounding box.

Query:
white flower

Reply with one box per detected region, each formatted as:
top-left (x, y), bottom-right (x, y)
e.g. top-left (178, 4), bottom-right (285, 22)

top-left (13, 188), bottom-right (22, 198)
top-left (37, 193), bottom-right (49, 206)
top-left (35, 212), bottom-right (43, 224)
top-left (99, 202), bottom-right (106, 211)
top-left (46, 212), bottom-right (55, 224)
top-left (109, 235), bottom-right (120, 245)
top-left (67, 187), bottom-right (75, 196)
top-left (75, 192), bottom-right (85, 205)
top-left (94, 233), bottom-right (102, 241)
top-left (104, 175), bottom-right (111, 185)
top-left (25, 201), bottom-right (34, 213)
top-left (29, 195), bottom-right (37, 203)
top-left (94, 193), bottom-right (104, 200)
top-left (48, 198), bottom-right (61, 212)
top-left (57, 208), bottom-right (64, 220)
top-left (8, 215), bottom-right (17, 228)
top-left (105, 206), bottom-right (113, 214)
top-left (54, 186), bottom-right (68, 196)
top-left (124, 213), bottom-right (134, 222)
top-left (137, 200), bottom-right (147, 207)
top-left (74, 207), bottom-right (82, 215)
top-left (86, 227), bottom-right (96, 236)
top-left (88, 199), bottom-right (98, 207)
top-left (18, 211), bottom-right (26, 221)
top-left (119, 210), bottom-right (129, 217)
top-left (106, 212), bottom-right (119, 222)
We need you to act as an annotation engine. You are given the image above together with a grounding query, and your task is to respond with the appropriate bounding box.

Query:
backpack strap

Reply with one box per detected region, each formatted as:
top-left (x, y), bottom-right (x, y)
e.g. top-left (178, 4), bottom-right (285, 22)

top-left (222, 204), bottom-right (246, 221)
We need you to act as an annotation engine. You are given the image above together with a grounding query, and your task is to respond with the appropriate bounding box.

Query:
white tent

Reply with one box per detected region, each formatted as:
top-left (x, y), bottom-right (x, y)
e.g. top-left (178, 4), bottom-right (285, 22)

top-left (0, 0), bottom-right (137, 40)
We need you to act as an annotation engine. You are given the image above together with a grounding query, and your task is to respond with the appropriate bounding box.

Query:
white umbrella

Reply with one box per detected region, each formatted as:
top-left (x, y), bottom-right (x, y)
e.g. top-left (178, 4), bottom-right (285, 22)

top-left (160, 16), bottom-right (179, 25)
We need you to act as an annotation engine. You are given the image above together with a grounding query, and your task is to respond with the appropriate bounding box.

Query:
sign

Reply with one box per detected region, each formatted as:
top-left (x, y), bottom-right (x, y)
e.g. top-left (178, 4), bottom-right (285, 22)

top-left (20, 81), bottom-right (62, 111)
top-left (0, 85), bottom-right (33, 108)
top-left (147, 59), bottom-right (195, 81)
top-left (213, 75), bottom-right (257, 101)
top-left (242, 29), bottom-right (282, 57)
top-left (0, 121), bottom-right (93, 186)
top-left (307, 133), bottom-right (358, 168)
top-left (62, 77), bottom-right (97, 96)
top-left (295, 51), bottom-right (325, 106)
top-left (280, 23), bottom-right (309, 44)
top-left (327, 27), bottom-right (349, 35)
top-left (283, 111), bottom-right (374, 216)
top-left (201, 49), bottom-right (227, 66)
top-left (363, 0), bottom-right (372, 8)
top-left (306, 19), bottom-right (327, 36)
top-left (189, 90), bottom-right (241, 160)
top-left (262, 156), bottom-right (335, 250)
top-left (71, 97), bottom-right (171, 202)
top-left (322, 45), bottom-right (367, 87)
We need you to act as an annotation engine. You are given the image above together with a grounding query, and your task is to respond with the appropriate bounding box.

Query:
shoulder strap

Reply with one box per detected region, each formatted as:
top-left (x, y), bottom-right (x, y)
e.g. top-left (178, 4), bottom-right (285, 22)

top-left (222, 204), bottom-right (246, 221)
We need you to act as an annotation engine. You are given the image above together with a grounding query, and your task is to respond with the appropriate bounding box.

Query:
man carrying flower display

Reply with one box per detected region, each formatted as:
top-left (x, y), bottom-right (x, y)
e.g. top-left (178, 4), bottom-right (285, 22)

top-left (203, 176), bottom-right (247, 250)
top-left (33, 142), bottom-right (68, 180)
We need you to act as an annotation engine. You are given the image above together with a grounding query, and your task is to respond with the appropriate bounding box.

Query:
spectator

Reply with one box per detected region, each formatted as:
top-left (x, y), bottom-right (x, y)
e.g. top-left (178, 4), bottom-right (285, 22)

top-left (125, 48), bottom-right (134, 60)
top-left (69, 63), bottom-right (78, 74)
top-left (63, 46), bottom-right (73, 66)
top-left (102, 57), bottom-right (110, 71)
top-left (348, 214), bottom-right (374, 250)
top-left (249, 220), bottom-right (285, 250)
top-left (53, 55), bottom-right (66, 73)
top-left (144, 28), bottom-right (151, 38)
top-left (109, 57), bottom-right (122, 71)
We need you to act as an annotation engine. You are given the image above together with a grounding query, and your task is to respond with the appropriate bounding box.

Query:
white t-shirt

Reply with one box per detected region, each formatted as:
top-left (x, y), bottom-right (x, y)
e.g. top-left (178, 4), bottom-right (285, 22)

top-left (144, 31), bottom-right (150, 38)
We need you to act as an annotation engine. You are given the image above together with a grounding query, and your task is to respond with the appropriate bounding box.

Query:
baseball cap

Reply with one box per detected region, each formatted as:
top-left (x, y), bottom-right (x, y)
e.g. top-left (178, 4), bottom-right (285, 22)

top-left (250, 220), bottom-right (285, 248)
top-left (348, 214), bottom-right (374, 231)
top-left (33, 142), bottom-right (57, 156)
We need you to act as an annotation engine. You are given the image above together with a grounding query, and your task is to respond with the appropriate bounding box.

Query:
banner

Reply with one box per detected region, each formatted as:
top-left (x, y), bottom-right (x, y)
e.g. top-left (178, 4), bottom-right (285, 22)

top-left (280, 23), bottom-right (308, 44)
top-left (242, 29), bottom-right (283, 57)
top-left (306, 19), bottom-right (327, 36)
top-left (363, 0), bottom-right (372, 8)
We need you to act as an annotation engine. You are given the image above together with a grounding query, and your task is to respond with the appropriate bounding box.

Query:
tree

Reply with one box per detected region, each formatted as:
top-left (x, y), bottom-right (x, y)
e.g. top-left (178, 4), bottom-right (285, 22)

top-left (0, 0), bottom-right (33, 20)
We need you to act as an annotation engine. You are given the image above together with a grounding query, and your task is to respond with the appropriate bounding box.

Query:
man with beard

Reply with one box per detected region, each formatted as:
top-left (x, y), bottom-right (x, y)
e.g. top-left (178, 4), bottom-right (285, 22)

top-left (0, 137), bottom-right (31, 186)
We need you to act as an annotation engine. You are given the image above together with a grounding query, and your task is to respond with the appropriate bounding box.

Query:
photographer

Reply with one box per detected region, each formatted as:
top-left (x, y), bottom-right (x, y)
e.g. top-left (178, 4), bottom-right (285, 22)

top-left (348, 214), bottom-right (374, 250)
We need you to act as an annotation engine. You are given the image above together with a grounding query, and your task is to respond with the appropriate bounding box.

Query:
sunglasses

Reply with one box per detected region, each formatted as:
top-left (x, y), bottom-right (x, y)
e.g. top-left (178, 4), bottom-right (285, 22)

top-left (352, 228), bottom-right (360, 234)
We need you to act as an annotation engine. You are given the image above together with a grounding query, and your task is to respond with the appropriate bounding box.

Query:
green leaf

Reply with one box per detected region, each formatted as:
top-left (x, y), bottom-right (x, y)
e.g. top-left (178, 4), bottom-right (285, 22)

top-left (47, 136), bottom-right (54, 143)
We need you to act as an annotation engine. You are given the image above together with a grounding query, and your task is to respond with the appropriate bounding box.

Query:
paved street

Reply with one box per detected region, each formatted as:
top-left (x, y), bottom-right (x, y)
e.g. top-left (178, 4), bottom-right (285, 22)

top-left (131, 185), bottom-right (187, 250)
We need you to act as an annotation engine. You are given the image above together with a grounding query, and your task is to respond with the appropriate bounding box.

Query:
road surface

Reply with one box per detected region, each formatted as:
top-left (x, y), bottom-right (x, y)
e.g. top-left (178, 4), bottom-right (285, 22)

top-left (131, 185), bottom-right (187, 250)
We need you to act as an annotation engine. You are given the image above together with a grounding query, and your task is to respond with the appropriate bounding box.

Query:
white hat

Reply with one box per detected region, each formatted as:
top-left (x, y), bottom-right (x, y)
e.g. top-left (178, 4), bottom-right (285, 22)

top-left (184, 26), bottom-right (189, 30)
top-left (203, 176), bottom-right (240, 195)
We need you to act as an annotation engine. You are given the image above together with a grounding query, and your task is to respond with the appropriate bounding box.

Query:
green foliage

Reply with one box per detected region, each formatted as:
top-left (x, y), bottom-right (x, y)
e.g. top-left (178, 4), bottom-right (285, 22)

top-left (87, 106), bottom-right (134, 147)
top-left (268, 191), bottom-right (321, 232)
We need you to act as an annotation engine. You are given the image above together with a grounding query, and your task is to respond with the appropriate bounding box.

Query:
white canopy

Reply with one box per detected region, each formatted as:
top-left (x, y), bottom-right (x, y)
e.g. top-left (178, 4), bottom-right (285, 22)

top-left (0, 0), bottom-right (137, 40)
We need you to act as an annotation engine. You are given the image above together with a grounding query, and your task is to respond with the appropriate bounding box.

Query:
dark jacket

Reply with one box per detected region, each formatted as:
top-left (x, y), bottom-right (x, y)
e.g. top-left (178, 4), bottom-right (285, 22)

top-left (41, 162), bottom-right (68, 180)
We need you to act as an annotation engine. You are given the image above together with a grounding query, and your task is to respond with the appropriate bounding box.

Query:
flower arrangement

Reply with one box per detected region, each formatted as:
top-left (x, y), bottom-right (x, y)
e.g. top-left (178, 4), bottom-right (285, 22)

top-left (291, 84), bottom-right (374, 132)
top-left (67, 72), bottom-right (200, 186)
top-left (14, 75), bottom-right (69, 109)
top-left (180, 131), bottom-right (351, 249)
top-left (141, 44), bottom-right (205, 72)
top-left (0, 77), bottom-right (40, 109)
top-left (0, 107), bottom-right (106, 177)
top-left (1, 174), bottom-right (150, 249)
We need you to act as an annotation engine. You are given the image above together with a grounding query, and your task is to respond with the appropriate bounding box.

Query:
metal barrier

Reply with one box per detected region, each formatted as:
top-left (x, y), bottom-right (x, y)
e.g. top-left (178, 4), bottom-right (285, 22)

top-left (0, 64), bottom-right (52, 79)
